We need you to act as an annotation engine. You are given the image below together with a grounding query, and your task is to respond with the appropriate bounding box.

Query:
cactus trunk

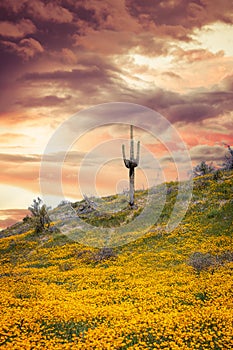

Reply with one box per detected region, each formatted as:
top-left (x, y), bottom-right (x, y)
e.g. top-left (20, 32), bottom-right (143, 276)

top-left (122, 125), bottom-right (140, 208)
top-left (129, 166), bottom-right (135, 207)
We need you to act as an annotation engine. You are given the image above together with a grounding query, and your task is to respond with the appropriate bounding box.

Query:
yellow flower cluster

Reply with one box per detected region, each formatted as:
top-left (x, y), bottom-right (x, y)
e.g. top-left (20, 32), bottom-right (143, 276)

top-left (0, 238), bottom-right (232, 349)
top-left (0, 174), bottom-right (232, 349)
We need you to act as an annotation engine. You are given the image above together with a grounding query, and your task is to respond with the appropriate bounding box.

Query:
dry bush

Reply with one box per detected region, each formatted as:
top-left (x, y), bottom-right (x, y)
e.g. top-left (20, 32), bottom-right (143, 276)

top-left (76, 247), bottom-right (117, 264)
top-left (188, 251), bottom-right (233, 274)
top-left (188, 252), bottom-right (215, 273)
top-left (93, 247), bottom-right (117, 262)
top-left (217, 251), bottom-right (233, 264)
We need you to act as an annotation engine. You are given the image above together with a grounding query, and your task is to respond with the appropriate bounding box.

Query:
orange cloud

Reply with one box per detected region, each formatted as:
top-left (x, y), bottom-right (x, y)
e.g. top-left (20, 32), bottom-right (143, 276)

top-left (27, 0), bottom-right (73, 23)
top-left (172, 48), bottom-right (224, 63)
top-left (2, 38), bottom-right (44, 60)
top-left (0, 159), bottom-right (40, 193)
top-left (0, 19), bottom-right (36, 38)
top-left (0, 209), bottom-right (29, 230)
top-left (0, 0), bottom-right (232, 232)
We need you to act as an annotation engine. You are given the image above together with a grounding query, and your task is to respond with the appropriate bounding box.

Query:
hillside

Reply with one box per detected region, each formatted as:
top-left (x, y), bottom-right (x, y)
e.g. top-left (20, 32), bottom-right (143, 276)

top-left (0, 171), bottom-right (233, 349)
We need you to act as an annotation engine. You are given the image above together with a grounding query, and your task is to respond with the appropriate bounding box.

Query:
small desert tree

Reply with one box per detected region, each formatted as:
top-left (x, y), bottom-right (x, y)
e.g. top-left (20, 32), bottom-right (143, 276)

top-left (193, 161), bottom-right (215, 177)
top-left (28, 197), bottom-right (51, 233)
top-left (222, 145), bottom-right (233, 170)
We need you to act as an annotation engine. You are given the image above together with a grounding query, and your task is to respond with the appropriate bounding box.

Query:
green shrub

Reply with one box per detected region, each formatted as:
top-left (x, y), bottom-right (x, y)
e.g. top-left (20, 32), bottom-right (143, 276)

top-left (28, 197), bottom-right (51, 234)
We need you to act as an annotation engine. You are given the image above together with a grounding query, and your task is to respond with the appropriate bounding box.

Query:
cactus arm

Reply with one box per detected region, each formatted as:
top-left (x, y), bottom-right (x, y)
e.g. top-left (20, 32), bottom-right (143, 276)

top-left (122, 144), bottom-right (130, 168)
top-left (136, 141), bottom-right (140, 164)
top-left (130, 125), bottom-right (134, 160)
top-left (122, 144), bottom-right (126, 160)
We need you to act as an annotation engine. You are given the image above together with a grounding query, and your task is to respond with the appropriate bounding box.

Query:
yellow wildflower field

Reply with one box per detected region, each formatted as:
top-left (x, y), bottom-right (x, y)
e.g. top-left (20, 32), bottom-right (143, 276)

top-left (0, 173), bottom-right (232, 349)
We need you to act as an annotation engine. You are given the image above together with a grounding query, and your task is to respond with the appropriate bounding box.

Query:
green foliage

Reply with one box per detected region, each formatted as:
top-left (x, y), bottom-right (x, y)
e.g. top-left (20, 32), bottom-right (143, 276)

top-left (207, 208), bottom-right (219, 219)
top-left (193, 161), bottom-right (215, 177)
top-left (194, 291), bottom-right (209, 302)
top-left (28, 197), bottom-right (51, 234)
top-left (40, 319), bottom-right (95, 343)
top-left (213, 169), bottom-right (223, 180)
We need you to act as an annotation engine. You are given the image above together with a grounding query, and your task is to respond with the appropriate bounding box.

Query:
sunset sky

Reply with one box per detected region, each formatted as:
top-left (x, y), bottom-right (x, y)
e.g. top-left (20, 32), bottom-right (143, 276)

top-left (0, 0), bottom-right (233, 229)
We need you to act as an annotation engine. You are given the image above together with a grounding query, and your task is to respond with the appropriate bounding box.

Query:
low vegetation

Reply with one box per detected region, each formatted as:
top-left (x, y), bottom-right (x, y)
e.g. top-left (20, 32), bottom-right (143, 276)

top-left (0, 171), bottom-right (232, 349)
top-left (28, 197), bottom-right (51, 234)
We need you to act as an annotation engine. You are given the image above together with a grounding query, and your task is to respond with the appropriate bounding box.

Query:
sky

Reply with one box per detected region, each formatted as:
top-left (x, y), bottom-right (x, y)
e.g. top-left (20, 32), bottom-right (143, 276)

top-left (0, 0), bottom-right (233, 229)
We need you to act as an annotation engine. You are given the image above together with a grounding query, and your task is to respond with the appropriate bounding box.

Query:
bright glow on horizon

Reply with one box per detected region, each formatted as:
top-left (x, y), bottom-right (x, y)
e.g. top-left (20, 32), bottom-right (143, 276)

top-left (191, 23), bottom-right (233, 56)
top-left (0, 185), bottom-right (39, 210)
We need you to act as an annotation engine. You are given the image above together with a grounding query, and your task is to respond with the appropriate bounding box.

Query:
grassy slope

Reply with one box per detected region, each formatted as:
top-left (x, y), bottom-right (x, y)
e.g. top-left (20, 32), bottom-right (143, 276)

top-left (0, 172), bottom-right (232, 349)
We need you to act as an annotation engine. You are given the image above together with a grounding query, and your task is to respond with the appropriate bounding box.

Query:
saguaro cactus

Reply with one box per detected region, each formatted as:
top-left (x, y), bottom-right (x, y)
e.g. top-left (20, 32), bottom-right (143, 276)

top-left (122, 125), bottom-right (140, 207)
